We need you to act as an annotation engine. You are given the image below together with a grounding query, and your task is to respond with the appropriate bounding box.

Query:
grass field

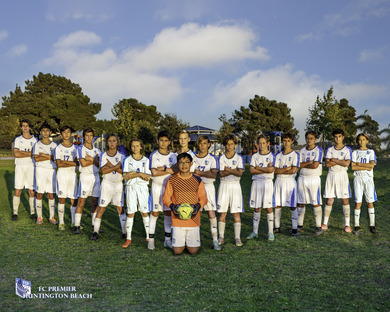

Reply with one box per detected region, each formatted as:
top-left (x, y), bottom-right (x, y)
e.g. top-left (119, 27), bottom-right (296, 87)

top-left (1, 158), bottom-right (389, 311)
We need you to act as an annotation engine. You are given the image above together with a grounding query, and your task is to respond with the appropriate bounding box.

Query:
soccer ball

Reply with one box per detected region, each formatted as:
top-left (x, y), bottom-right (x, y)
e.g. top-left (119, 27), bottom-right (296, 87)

top-left (177, 203), bottom-right (194, 220)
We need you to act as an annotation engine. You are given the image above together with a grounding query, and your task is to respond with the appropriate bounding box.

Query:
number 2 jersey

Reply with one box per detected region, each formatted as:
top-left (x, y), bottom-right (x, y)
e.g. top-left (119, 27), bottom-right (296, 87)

top-left (250, 152), bottom-right (275, 180)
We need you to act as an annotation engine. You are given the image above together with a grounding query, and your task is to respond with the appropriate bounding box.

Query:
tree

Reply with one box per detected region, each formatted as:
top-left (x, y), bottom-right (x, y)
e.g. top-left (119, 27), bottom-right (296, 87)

top-left (215, 114), bottom-right (235, 144)
top-left (380, 124), bottom-right (390, 154)
top-left (0, 73), bottom-right (101, 133)
top-left (356, 110), bottom-right (381, 151)
top-left (159, 113), bottom-right (189, 149)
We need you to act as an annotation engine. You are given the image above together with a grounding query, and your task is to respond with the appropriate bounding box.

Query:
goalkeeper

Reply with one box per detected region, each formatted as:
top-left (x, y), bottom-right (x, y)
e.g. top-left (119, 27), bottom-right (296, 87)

top-left (163, 153), bottom-right (207, 255)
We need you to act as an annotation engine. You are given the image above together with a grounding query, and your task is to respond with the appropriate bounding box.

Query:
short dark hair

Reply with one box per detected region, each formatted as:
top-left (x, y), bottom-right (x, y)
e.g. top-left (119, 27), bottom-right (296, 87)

top-left (20, 119), bottom-right (32, 127)
top-left (177, 152), bottom-right (192, 163)
top-left (332, 128), bottom-right (344, 137)
top-left (305, 130), bottom-right (318, 139)
top-left (40, 123), bottom-right (52, 132)
top-left (60, 125), bottom-right (74, 134)
top-left (223, 134), bottom-right (238, 146)
top-left (281, 132), bottom-right (294, 141)
top-left (83, 127), bottom-right (94, 139)
top-left (257, 134), bottom-right (270, 143)
top-left (158, 130), bottom-right (170, 140)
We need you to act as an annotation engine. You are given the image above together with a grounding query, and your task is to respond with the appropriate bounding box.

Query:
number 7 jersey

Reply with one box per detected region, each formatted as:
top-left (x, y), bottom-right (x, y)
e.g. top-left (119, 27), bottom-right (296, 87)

top-left (54, 144), bottom-right (78, 172)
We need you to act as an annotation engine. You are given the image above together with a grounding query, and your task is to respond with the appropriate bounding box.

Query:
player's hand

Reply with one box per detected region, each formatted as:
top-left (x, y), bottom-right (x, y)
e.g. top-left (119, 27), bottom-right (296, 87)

top-left (190, 203), bottom-right (201, 217)
top-left (169, 203), bottom-right (180, 217)
top-left (85, 154), bottom-right (93, 161)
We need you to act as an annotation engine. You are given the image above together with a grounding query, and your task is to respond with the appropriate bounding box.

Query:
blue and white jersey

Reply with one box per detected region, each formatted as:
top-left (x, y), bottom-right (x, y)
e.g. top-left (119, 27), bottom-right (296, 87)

top-left (13, 135), bottom-right (38, 165)
top-left (352, 149), bottom-right (376, 178)
top-left (250, 152), bottom-right (275, 180)
top-left (193, 153), bottom-right (218, 184)
top-left (78, 145), bottom-right (101, 175)
top-left (218, 153), bottom-right (244, 183)
top-left (33, 141), bottom-right (57, 169)
top-left (149, 150), bottom-right (177, 185)
top-left (100, 151), bottom-right (125, 183)
top-left (123, 155), bottom-right (151, 186)
top-left (325, 145), bottom-right (352, 173)
top-left (275, 150), bottom-right (300, 179)
top-left (299, 145), bottom-right (323, 177)
top-left (55, 144), bottom-right (78, 172)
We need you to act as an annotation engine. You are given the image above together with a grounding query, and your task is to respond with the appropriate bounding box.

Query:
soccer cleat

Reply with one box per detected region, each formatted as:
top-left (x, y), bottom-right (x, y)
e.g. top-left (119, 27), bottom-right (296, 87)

top-left (315, 227), bottom-right (324, 235)
top-left (235, 238), bottom-right (243, 247)
top-left (212, 240), bottom-right (221, 251)
top-left (353, 226), bottom-right (361, 235)
top-left (58, 223), bottom-right (66, 231)
top-left (11, 214), bottom-right (18, 221)
top-left (122, 239), bottom-right (132, 248)
top-left (273, 228), bottom-right (281, 234)
top-left (71, 224), bottom-right (84, 230)
top-left (369, 226), bottom-right (378, 234)
top-left (92, 226), bottom-right (104, 234)
top-left (344, 226), bottom-right (352, 233)
top-left (268, 233), bottom-right (275, 241)
top-left (90, 232), bottom-right (99, 241)
top-left (291, 229), bottom-right (298, 236)
top-left (30, 214), bottom-right (36, 220)
top-left (49, 217), bottom-right (58, 225)
top-left (73, 226), bottom-right (80, 234)
top-left (321, 224), bottom-right (328, 230)
top-left (164, 239), bottom-right (172, 249)
top-left (36, 217), bottom-right (44, 225)
top-left (246, 232), bottom-right (258, 240)
top-left (147, 239), bottom-right (155, 250)
top-left (218, 238), bottom-right (224, 245)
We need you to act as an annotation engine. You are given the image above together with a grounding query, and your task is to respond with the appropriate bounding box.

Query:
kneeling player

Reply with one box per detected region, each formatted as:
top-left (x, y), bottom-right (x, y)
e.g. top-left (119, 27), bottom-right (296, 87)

top-left (163, 153), bottom-right (207, 255)
top-left (122, 139), bottom-right (151, 248)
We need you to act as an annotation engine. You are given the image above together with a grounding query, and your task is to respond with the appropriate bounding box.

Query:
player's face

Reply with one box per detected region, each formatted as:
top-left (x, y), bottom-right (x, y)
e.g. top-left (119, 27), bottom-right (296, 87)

top-left (334, 133), bottom-right (344, 145)
top-left (107, 136), bottom-right (119, 150)
top-left (40, 128), bottom-right (51, 138)
top-left (61, 128), bottom-right (72, 141)
top-left (358, 136), bottom-right (368, 149)
top-left (258, 138), bottom-right (269, 153)
top-left (282, 138), bottom-right (293, 150)
top-left (305, 134), bottom-right (317, 148)
top-left (198, 139), bottom-right (210, 154)
top-left (131, 141), bottom-right (142, 155)
top-left (225, 140), bottom-right (236, 153)
top-left (84, 132), bottom-right (94, 145)
top-left (178, 133), bottom-right (190, 147)
top-left (158, 136), bottom-right (170, 150)
top-left (21, 122), bottom-right (31, 134)
top-left (178, 157), bottom-right (192, 174)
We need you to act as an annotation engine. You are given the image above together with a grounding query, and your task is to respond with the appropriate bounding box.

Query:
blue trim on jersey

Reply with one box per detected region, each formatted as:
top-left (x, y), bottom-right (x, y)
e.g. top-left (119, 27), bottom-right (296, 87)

top-left (346, 146), bottom-right (353, 159)
top-left (272, 193), bottom-right (276, 208)
top-left (237, 154), bottom-right (245, 170)
top-left (211, 154), bottom-right (219, 170)
top-left (294, 151), bottom-right (300, 167)
top-left (317, 187), bottom-right (321, 206)
top-left (241, 197), bottom-right (245, 212)
top-left (374, 185), bottom-right (377, 201)
top-left (290, 187), bottom-right (296, 208)
top-left (317, 146), bottom-right (323, 162)
top-left (149, 150), bottom-right (158, 170)
top-left (148, 195), bottom-right (152, 212)
top-left (348, 184), bottom-right (352, 198)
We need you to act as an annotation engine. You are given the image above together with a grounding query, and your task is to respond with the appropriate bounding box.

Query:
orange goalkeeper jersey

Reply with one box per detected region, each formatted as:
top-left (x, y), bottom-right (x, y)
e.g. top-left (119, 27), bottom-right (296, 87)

top-left (163, 173), bottom-right (207, 227)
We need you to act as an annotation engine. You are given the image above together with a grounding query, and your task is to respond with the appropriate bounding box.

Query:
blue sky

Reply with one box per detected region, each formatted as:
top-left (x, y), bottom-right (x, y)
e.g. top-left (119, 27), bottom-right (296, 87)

top-left (1, 0), bottom-right (389, 142)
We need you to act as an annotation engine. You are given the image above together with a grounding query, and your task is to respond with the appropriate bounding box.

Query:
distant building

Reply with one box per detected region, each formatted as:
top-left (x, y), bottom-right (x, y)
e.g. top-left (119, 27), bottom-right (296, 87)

top-left (185, 125), bottom-right (216, 142)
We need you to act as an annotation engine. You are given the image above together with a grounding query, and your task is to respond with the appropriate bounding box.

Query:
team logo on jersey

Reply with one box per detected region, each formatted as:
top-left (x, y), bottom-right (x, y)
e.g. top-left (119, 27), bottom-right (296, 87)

top-left (136, 168), bottom-right (140, 173)
top-left (289, 157), bottom-right (292, 161)
top-left (15, 278), bottom-right (31, 298)
top-left (65, 150), bottom-right (69, 154)
top-left (82, 191), bottom-right (86, 196)
top-left (250, 200), bottom-right (255, 205)
top-left (115, 157), bottom-right (119, 162)
top-left (100, 199), bottom-right (105, 205)
top-left (205, 160), bottom-right (209, 165)
top-left (341, 152), bottom-right (344, 156)
top-left (30, 142), bottom-right (34, 146)
top-left (266, 158), bottom-right (269, 162)
top-left (58, 190), bottom-right (63, 195)
top-left (312, 152), bottom-right (315, 156)
top-left (367, 151), bottom-right (371, 155)
top-left (232, 160), bottom-right (236, 165)
top-left (169, 156), bottom-right (174, 162)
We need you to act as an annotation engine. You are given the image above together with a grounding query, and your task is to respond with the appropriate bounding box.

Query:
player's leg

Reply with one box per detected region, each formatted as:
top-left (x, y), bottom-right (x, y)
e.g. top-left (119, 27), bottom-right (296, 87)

top-left (364, 177), bottom-right (377, 234)
top-left (297, 176), bottom-right (306, 231)
top-left (47, 193), bottom-right (57, 225)
top-left (218, 212), bottom-right (227, 245)
top-left (35, 192), bottom-right (44, 224)
top-left (232, 213), bottom-right (243, 246)
top-left (57, 197), bottom-right (66, 230)
top-left (137, 185), bottom-right (150, 242)
top-left (322, 198), bottom-right (334, 230)
top-left (70, 198), bottom-right (78, 227)
top-left (74, 197), bottom-right (86, 233)
top-left (90, 175), bottom-right (101, 229)
top-left (148, 211), bottom-right (159, 250)
top-left (186, 227), bottom-right (200, 255)
top-left (247, 208), bottom-right (261, 239)
top-left (172, 227), bottom-right (185, 255)
top-left (28, 188), bottom-right (36, 219)
top-left (207, 210), bottom-right (220, 250)
top-left (266, 207), bottom-right (274, 240)
top-left (341, 198), bottom-right (351, 232)
top-left (163, 210), bottom-right (172, 248)
top-left (367, 202), bottom-right (377, 233)
top-left (290, 207), bottom-right (298, 236)
top-left (122, 212), bottom-right (135, 248)
top-left (289, 180), bottom-right (298, 236)
top-left (313, 205), bottom-right (323, 235)
top-left (297, 204), bottom-right (306, 231)
top-left (247, 180), bottom-right (260, 239)
top-left (91, 205), bottom-right (107, 240)
top-left (12, 188), bottom-right (22, 220)
top-left (273, 179), bottom-right (282, 233)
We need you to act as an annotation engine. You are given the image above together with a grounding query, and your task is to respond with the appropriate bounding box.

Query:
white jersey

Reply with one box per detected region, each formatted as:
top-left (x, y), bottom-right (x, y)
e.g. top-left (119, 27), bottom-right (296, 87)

top-left (218, 153), bottom-right (245, 183)
top-left (55, 144), bottom-right (78, 172)
top-left (193, 153), bottom-right (218, 184)
top-left (149, 150), bottom-right (177, 185)
top-left (123, 155), bottom-right (151, 186)
top-left (299, 146), bottom-right (323, 176)
top-left (352, 149), bottom-right (376, 178)
top-left (250, 152), bottom-right (275, 180)
top-left (100, 151), bottom-right (125, 184)
top-left (275, 150), bottom-right (300, 179)
top-left (13, 135), bottom-right (38, 165)
top-left (78, 145), bottom-right (101, 175)
top-left (33, 141), bottom-right (57, 169)
top-left (325, 145), bottom-right (352, 173)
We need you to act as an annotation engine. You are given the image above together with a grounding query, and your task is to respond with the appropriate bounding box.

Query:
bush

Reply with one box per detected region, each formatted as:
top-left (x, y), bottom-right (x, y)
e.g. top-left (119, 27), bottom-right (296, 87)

top-left (0, 135), bottom-right (14, 150)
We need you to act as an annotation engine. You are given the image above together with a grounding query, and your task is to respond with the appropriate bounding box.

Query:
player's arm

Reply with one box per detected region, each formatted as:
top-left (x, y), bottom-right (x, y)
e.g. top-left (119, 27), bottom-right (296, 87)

top-left (197, 181), bottom-right (208, 208)
top-left (123, 171), bottom-right (151, 181)
top-left (101, 160), bottom-right (122, 174)
top-left (301, 161), bottom-right (320, 169)
top-left (330, 158), bottom-right (351, 167)
top-left (34, 152), bottom-right (51, 162)
top-left (162, 180), bottom-right (174, 208)
top-left (275, 166), bottom-right (296, 174)
top-left (56, 159), bottom-right (77, 168)
top-left (194, 168), bottom-right (218, 179)
top-left (13, 148), bottom-right (33, 158)
top-left (351, 160), bottom-right (375, 171)
top-left (220, 166), bottom-right (244, 177)
top-left (249, 163), bottom-right (275, 175)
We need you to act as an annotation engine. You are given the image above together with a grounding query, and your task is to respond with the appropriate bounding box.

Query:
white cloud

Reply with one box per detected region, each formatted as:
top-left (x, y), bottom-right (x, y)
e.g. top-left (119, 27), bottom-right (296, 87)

top-left (54, 31), bottom-right (102, 49)
top-left (7, 44), bottom-right (28, 57)
top-left (358, 48), bottom-right (384, 62)
top-left (0, 30), bottom-right (8, 42)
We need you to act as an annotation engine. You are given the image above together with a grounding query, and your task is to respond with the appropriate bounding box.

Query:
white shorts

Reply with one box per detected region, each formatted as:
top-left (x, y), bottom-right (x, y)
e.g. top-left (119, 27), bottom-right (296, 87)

top-left (297, 175), bottom-right (322, 206)
top-left (35, 167), bottom-right (56, 194)
top-left (150, 181), bottom-right (169, 212)
top-left (324, 172), bottom-right (351, 199)
top-left (99, 180), bottom-right (124, 207)
top-left (14, 164), bottom-right (35, 190)
top-left (217, 182), bottom-right (244, 213)
top-left (354, 176), bottom-right (377, 203)
top-left (249, 179), bottom-right (274, 208)
top-left (172, 226), bottom-right (201, 248)
top-left (203, 183), bottom-right (217, 211)
top-left (79, 173), bottom-right (100, 198)
top-left (274, 177), bottom-right (297, 208)
top-left (126, 184), bottom-right (150, 214)
top-left (57, 170), bottom-right (78, 199)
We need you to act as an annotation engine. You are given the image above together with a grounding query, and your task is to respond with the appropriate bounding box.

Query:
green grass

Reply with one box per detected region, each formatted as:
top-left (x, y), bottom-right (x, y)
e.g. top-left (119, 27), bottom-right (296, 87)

top-left (1, 159), bottom-right (389, 311)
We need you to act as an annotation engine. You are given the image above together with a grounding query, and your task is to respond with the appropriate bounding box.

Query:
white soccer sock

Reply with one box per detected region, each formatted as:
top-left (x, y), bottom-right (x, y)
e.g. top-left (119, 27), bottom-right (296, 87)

top-left (368, 208), bottom-right (375, 226)
top-left (297, 207), bottom-right (306, 227)
top-left (313, 206), bottom-right (322, 228)
top-left (323, 205), bottom-right (332, 225)
top-left (354, 209), bottom-right (361, 227)
top-left (210, 217), bottom-right (218, 241)
top-left (119, 214), bottom-right (127, 234)
top-left (49, 199), bottom-right (55, 219)
top-left (58, 203), bottom-right (65, 225)
top-left (291, 209), bottom-right (298, 230)
top-left (126, 217), bottom-right (134, 240)
top-left (91, 212), bottom-right (96, 226)
top-left (71, 206), bottom-right (76, 224)
top-left (252, 212), bottom-right (261, 234)
top-left (93, 217), bottom-right (101, 233)
top-left (36, 199), bottom-right (43, 218)
top-left (29, 197), bottom-right (35, 214)
top-left (142, 216), bottom-right (150, 239)
top-left (218, 221), bottom-right (226, 239)
top-left (343, 205), bottom-right (350, 227)
top-left (74, 213), bottom-right (82, 227)
top-left (149, 214), bottom-right (158, 236)
top-left (274, 208), bottom-right (282, 229)
top-left (234, 222), bottom-right (241, 240)
top-left (13, 196), bottom-right (20, 215)
top-left (267, 212), bottom-right (274, 234)
top-left (164, 215), bottom-right (172, 241)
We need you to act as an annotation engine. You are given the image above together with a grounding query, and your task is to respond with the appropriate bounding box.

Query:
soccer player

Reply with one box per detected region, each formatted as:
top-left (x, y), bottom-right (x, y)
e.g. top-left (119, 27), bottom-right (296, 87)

top-left (322, 129), bottom-right (352, 232)
top-left (122, 139), bottom-right (151, 248)
top-left (297, 131), bottom-right (324, 235)
top-left (148, 130), bottom-right (178, 250)
top-left (351, 133), bottom-right (377, 234)
top-left (33, 123), bottom-right (57, 225)
top-left (247, 134), bottom-right (276, 241)
top-left (54, 126), bottom-right (79, 231)
top-left (12, 119), bottom-right (37, 221)
top-left (73, 128), bottom-right (101, 234)
top-left (217, 134), bottom-right (245, 247)
top-left (91, 134), bottom-right (126, 240)
top-left (163, 153), bottom-right (207, 255)
top-left (273, 132), bottom-right (300, 236)
top-left (176, 130), bottom-right (196, 158)
top-left (193, 135), bottom-right (221, 250)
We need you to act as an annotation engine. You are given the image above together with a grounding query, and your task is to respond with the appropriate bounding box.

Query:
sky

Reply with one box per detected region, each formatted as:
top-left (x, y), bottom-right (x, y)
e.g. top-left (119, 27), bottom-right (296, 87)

top-left (1, 0), bottom-right (389, 143)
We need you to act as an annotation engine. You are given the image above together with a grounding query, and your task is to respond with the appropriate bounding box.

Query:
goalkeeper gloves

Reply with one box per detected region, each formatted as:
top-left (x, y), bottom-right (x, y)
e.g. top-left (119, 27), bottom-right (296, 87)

top-left (169, 203), bottom-right (180, 217)
top-left (190, 203), bottom-right (201, 217)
